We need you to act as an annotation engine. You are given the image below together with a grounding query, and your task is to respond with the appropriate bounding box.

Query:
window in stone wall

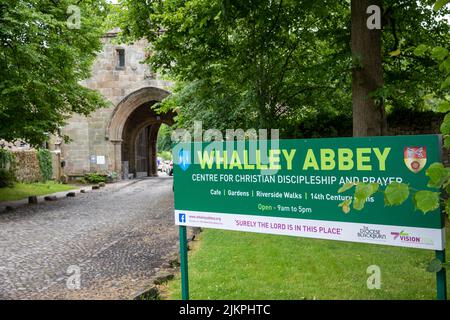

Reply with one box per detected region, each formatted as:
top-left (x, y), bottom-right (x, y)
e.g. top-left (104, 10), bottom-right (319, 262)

top-left (116, 48), bottom-right (125, 69)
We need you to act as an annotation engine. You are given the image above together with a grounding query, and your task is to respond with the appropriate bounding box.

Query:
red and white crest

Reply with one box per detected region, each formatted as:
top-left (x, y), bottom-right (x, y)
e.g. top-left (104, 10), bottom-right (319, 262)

top-left (404, 147), bottom-right (427, 173)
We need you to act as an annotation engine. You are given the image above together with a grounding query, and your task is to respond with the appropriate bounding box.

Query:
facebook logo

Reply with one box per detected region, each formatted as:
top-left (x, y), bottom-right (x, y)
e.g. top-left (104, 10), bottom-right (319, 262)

top-left (179, 213), bottom-right (186, 223)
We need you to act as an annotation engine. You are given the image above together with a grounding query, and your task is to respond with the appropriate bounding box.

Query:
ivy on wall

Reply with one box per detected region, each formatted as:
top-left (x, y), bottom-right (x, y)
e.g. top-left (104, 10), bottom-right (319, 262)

top-left (37, 149), bottom-right (53, 182)
top-left (0, 149), bottom-right (16, 188)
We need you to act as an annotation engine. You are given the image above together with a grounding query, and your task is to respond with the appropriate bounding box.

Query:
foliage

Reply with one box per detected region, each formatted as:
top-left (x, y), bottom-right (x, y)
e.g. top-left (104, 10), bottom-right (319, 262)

top-left (0, 0), bottom-right (110, 146)
top-left (117, 0), bottom-right (353, 135)
top-left (413, 43), bottom-right (450, 148)
top-left (339, 52), bottom-right (450, 216)
top-left (0, 149), bottom-right (15, 187)
top-left (353, 183), bottom-right (379, 210)
top-left (115, 0), bottom-right (449, 137)
top-left (413, 190), bottom-right (441, 214)
top-left (157, 124), bottom-right (173, 152)
top-left (0, 149), bottom-right (15, 169)
top-left (378, 0), bottom-right (450, 115)
top-left (158, 151), bottom-right (172, 161)
top-left (384, 182), bottom-right (410, 206)
top-left (37, 149), bottom-right (52, 182)
top-left (339, 162), bottom-right (449, 215)
top-left (340, 2), bottom-right (450, 218)
top-left (84, 172), bottom-right (107, 184)
top-left (434, 0), bottom-right (450, 11)
top-left (0, 169), bottom-right (15, 188)
top-left (338, 1), bottom-right (450, 275)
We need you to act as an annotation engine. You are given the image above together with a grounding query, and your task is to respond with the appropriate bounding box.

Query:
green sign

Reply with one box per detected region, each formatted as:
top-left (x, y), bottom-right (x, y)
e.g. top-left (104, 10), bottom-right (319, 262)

top-left (174, 135), bottom-right (445, 250)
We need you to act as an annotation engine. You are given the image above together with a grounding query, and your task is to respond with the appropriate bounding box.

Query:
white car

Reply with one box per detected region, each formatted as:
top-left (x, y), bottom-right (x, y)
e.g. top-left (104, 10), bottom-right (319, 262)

top-left (157, 158), bottom-right (164, 171)
top-left (163, 160), bottom-right (173, 176)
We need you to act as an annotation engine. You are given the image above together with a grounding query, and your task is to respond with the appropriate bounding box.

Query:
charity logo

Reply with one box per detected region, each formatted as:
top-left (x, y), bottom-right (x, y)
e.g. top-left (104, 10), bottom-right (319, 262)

top-left (357, 226), bottom-right (386, 240)
top-left (390, 230), bottom-right (409, 240)
top-left (179, 213), bottom-right (186, 223)
top-left (178, 148), bottom-right (191, 171)
top-left (390, 230), bottom-right (432, 245)
top-left (404, 146), bottom-right (427, 173)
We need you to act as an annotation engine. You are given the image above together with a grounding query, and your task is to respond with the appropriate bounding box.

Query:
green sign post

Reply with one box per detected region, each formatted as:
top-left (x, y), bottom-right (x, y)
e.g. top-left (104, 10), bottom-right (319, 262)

top-left (173, 135), bottom-right (447, 300)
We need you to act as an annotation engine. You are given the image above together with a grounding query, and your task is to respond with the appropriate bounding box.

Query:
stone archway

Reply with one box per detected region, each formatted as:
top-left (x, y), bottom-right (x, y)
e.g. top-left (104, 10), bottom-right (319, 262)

top-left (107, 87), bottom-right (174, 178)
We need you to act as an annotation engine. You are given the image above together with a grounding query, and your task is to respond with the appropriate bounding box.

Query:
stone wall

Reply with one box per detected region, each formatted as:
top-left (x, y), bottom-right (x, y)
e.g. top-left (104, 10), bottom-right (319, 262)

top-left (12, 150), bottom-right (41, 183)
top-left (51, 151), bottom-right (62, 181)
top-left (11, 150), bottom-right (61, 183)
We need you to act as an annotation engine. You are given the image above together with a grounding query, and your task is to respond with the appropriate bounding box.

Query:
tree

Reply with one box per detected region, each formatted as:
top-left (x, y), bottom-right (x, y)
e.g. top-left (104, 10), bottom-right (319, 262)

top-left (157, 124), bottom-right (173, 152)
top-left (116, 0), bottom-right (449, 140)
top-left (340, 0), bottom-right (450, 219)
top-left (0, 0), bottom-right (109, 146)
top-left (117, 0), bottom-right (352, 136)
top-left (351, 0), bottom-right (386, 136)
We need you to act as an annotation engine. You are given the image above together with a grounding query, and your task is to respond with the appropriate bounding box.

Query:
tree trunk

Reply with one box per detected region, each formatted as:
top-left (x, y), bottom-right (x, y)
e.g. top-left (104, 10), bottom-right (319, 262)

top-left (351, 0), bottom-right (387, 137)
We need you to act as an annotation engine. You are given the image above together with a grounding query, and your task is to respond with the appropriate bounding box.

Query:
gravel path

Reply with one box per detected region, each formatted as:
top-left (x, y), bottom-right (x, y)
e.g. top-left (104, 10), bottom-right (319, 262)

top-left (0, 176), bottom-right (178, 300)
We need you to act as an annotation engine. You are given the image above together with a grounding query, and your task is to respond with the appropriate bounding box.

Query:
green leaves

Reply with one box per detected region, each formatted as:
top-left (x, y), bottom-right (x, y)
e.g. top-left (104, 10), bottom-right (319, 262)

top-left (439, 58), bottom-right (450, 73)
top-left (337, 183), bottom-right (355, 213)
top-left (441, 113), bottom-right (450, 134)
top-left (352, 199), bottom-right (365, 211)
top-left (440, 76), bottom-right (450, 90)
top-left (37, 149), bottom-right (53, 182)
top-left (389, 48), bottom-right (401, 57)
top-left (338, 199), bottom-right (352, 214)
top-left (431, 47), bottom-right (449, 61)
top-left (338, 168), bottom-right (446, 216)
top-left (337, 182), bottom-right (379, 213)
top-left (353, 183), bottom-right (379, 211)
top-left (434, 0), bottom-right (450, 12)
top-left (437, 101), bottom-right (450, 113)
top-left (426, 163), bottom-right (449, 188)
top-left (118, 0), bottom-right (359, 134)
top-left (384, 182), bottom-right (410, 206)
top-left (0, 0), bottom-right (109, 146)
top-left (338, 182), bottom-right (355, 193)
top-left (414, 44), bottom-right (428, 56)
top-left (413, 191), bottom-right (440, 214)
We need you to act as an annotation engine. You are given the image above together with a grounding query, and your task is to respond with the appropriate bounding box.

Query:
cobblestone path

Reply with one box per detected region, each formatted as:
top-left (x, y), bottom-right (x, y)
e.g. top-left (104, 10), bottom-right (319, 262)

top-left (0, 176), bottom-right (178, 299)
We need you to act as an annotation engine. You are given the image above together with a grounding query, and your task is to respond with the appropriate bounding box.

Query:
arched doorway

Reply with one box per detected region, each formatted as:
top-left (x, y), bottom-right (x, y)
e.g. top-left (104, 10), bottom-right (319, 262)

top-left (107, 87), bottom-right (174, 178)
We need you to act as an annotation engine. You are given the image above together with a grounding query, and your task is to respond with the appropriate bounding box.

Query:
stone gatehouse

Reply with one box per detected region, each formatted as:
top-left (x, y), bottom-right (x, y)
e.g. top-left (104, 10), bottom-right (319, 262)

top-left (58, 29), bottom-right (174, 179)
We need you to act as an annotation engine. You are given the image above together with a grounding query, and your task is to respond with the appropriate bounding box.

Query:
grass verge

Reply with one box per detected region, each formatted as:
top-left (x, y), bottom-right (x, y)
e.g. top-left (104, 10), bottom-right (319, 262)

top-left (0, 181), bottom-right (77, 202)
top-left (165, 224), bottom-right (450, 300)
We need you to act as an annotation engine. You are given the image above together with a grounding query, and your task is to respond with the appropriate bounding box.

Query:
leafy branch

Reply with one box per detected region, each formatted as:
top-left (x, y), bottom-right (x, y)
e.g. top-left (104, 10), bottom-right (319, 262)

top-left (337, 164), bottom-right (448, 216)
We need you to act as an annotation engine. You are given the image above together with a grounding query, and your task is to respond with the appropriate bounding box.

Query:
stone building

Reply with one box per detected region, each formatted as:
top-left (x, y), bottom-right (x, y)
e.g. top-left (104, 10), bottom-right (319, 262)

top-left (59, 29), bottom-right (174, 179)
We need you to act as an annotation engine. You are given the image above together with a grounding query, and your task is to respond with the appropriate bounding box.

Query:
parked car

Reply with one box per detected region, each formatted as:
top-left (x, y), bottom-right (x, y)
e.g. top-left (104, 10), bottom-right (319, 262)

top-left (157, 157), bottom-right (164, 172)
top-left (162, 160), bottom-right (170, 172)
top-left (164, 160), bottom-right (173, 176)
